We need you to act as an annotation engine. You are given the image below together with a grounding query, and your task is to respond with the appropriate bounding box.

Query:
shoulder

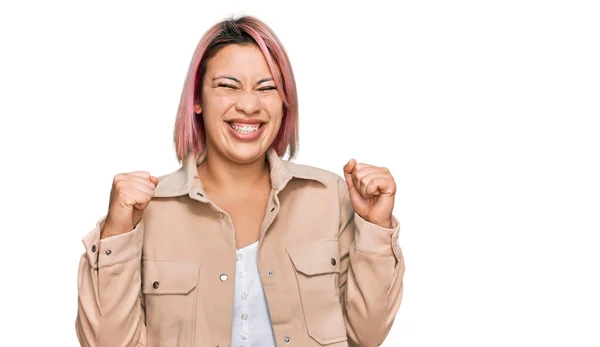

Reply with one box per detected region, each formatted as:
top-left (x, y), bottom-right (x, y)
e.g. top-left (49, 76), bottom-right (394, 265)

top-left (281, 159), bottom-right (347, 196)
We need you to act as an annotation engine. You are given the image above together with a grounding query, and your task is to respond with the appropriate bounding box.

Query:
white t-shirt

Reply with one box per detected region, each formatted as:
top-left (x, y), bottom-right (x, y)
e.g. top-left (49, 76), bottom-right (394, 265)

top-left (230, 241), bottom-right (277, 347)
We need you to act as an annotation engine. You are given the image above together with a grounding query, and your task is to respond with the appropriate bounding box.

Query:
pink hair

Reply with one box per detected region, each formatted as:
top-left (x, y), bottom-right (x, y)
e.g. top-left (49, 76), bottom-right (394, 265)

top-left (174, 15), bottom-right (299, 163)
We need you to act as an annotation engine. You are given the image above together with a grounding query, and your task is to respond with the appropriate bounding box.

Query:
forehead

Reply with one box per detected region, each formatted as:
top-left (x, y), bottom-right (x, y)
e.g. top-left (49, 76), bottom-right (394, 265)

top-left (205, 44), bottom-right (276, 78)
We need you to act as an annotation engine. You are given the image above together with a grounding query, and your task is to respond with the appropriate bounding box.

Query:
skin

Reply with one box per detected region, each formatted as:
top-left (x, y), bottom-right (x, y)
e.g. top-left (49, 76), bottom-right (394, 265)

top-left (344, 159), bottom-right (396, 229)
top-left (101, 171), bottom-right (158, 239)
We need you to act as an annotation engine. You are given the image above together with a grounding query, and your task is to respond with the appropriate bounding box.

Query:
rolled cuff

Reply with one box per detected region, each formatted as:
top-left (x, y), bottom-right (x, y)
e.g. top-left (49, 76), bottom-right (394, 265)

top-left (354, 212), bottom-right (401, 260)
top-left (82, 216), bottom-right (144, 269)
top-left (98, 220), bottom-right (144, 268)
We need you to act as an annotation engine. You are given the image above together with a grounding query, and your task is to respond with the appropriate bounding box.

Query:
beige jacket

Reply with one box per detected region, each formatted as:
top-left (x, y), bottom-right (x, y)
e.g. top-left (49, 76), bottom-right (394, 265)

top-left (75, 148), bottom-right (405, 347)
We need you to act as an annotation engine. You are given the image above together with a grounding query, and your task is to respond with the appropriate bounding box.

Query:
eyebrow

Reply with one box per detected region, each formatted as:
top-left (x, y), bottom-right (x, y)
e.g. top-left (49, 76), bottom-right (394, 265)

top-left (256, 77), bottom-right (273, 85)
top-left (213, 76), bottom-right (274, 85)
top-left (213, 76), bottom-right (240, 83)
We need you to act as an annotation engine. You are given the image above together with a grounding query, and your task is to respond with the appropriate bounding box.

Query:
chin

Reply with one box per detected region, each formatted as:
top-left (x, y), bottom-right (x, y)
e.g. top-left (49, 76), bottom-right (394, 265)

top-left (224, 145), bottom-right (269, 164)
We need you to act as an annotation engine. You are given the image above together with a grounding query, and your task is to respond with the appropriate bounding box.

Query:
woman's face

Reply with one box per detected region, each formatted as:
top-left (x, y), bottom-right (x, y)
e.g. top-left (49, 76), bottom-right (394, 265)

top-left (196, 44), bottom-right (283, 164)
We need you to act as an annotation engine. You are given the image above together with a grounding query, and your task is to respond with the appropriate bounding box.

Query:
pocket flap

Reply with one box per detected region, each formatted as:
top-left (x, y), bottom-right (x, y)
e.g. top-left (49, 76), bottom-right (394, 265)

top-left (287, 239), bottom-right (340, 276)
top-left (142, 259), bottom-right (201, 295)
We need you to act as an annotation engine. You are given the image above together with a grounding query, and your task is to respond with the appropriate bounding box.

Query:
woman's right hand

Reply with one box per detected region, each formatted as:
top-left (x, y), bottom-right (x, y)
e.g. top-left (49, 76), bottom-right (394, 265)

top-left (101, 171), bottom-right (159, 239)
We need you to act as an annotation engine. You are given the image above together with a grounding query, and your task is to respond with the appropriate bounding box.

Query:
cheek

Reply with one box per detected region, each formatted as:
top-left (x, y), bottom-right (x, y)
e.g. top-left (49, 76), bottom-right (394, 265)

top-left (262, 97), bottom-right (284, 121)
top-left (204, 92), bottom-right (236, 116)
top-left (217, 93), bottom-right (236, 107)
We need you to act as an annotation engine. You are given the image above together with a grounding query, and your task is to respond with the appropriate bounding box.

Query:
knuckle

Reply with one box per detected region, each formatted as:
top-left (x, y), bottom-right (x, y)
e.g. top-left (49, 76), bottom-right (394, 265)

top-left (113, 173), bottom-right (123, 183)
top-left (114, 179), bottom-right (127, 190)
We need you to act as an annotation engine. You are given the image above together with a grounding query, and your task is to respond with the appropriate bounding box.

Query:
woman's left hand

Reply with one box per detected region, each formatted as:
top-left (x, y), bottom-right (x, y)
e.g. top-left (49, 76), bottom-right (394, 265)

top-left (343, 158), bottom-right (396, 229)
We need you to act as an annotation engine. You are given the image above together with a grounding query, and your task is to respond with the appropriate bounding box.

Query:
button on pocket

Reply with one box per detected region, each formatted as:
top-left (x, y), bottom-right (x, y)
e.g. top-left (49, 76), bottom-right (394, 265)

top-left (142, 259), bottom-right (201, 347)
top-left (287, 239), bottom-right (347, 345)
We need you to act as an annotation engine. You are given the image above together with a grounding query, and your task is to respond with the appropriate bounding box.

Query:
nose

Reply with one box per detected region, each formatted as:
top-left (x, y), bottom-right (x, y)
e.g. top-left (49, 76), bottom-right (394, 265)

top-left (234, 90), bottom-right (261, 115)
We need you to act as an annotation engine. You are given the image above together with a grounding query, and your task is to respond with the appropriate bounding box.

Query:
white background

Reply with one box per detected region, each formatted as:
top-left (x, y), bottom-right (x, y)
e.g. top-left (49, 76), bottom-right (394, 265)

top-left (0, 0), bottom-right (598, 346)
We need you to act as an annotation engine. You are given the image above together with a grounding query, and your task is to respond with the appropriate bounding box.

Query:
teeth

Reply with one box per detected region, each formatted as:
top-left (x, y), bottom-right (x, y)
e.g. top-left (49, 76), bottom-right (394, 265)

top-left (230, 123), bottom-right (260, 134)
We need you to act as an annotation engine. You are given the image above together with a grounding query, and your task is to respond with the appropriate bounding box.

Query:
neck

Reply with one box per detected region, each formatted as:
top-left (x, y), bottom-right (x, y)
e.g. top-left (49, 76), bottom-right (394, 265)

top-left (197, 147), bottom-right (271, 195)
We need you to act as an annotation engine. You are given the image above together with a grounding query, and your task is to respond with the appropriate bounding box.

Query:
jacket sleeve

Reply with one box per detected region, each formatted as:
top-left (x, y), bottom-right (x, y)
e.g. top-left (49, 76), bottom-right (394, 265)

top-left (75, 216), bottom-right (147, 347)
top-left (337, 179), bottom-right (405, 347)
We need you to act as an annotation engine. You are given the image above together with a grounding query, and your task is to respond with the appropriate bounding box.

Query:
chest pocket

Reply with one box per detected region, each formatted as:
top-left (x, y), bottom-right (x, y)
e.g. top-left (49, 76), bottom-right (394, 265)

top-left (142, 259), bottom-right (201, 347)
top-left (287, 239), bottom-right (348, 345)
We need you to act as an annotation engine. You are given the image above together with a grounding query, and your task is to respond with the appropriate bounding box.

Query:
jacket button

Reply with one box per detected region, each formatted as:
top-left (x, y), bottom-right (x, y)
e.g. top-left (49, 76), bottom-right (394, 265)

top-left (284, 337), bottom-right (291, 343)
top-left (270, 207), bottom-right (275, 212)
top-left (331, 258), bottom-right (336, 266)
top-left (152, 281), bottom-right (160, 289)
top-left (268, 269), bottom-right (274, 276)
top-left (220, 274), bottom-right (228, 281)
top-left (105, 250), bottom-right (112, 256)
top-left (91, 245), bottom-right (97, 253)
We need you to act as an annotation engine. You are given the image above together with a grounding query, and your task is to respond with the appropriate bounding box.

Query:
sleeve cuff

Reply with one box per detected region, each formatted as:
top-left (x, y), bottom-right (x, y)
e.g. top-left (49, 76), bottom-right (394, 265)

top-left (354, 212), bottom-right (402, 259)
top-left (97, 219), bottom-right (144, 268)
top-left (82, 216), bottom-right (144, 269)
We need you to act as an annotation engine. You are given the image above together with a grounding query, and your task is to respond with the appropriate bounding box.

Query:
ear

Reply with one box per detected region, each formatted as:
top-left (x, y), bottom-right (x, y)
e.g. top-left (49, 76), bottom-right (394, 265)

top-left (194, 103), bottom-right (202, 115)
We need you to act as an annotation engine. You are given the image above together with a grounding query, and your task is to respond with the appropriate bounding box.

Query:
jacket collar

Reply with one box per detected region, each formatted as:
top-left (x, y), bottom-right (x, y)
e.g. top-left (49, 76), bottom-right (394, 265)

top-left (154, 148), bottom-right (326, 199)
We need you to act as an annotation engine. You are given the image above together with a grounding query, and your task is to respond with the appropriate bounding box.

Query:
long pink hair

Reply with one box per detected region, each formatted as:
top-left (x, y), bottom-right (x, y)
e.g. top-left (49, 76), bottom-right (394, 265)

top-left (174, 16), bottom-right (299, 163)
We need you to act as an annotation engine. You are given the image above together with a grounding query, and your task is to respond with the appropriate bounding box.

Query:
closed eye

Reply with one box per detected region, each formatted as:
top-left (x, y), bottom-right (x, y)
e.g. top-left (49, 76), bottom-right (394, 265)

top-left (258, 86), bottom-right (277, 91)
top-left (217, 83), bottom-right (237, 89)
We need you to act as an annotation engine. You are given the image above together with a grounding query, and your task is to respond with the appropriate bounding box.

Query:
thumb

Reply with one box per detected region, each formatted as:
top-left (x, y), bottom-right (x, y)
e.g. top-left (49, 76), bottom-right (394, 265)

top-left (343, 158), bottom-right (357, 191)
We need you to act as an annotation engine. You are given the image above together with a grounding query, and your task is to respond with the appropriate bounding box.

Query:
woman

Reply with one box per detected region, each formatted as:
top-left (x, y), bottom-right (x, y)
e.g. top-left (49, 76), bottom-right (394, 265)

top-left (76, 15), bottom-right (405, 347)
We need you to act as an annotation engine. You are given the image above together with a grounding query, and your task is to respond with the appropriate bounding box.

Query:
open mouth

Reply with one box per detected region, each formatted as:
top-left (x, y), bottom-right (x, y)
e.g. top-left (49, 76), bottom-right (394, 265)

top-left (227, 121), bottom-right (264, 135)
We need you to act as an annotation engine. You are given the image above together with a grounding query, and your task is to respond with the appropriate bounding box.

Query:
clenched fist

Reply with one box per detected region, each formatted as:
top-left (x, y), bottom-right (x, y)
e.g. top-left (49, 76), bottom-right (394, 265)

top-left (101, 171), bottom-right (159, 239)
top-left (343, 159), bottom-right (396, 229)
